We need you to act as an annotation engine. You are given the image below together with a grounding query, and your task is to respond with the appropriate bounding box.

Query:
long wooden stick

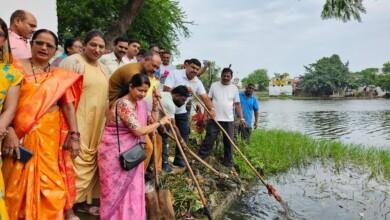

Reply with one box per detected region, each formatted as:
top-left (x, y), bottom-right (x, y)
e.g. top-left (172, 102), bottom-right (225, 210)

top-left (192, 93), bottom-right (282, 203)
top-left (157, 99), bottom-right (212, 219)
top-left (151, 131), bottom-right (160, 189)
top-left (166, 133), bottom-right (228, 179)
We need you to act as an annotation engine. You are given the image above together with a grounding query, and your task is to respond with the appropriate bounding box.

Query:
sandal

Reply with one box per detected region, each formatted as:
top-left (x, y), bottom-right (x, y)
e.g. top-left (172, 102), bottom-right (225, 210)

top-left (74, 204), bottom-right (100, 216)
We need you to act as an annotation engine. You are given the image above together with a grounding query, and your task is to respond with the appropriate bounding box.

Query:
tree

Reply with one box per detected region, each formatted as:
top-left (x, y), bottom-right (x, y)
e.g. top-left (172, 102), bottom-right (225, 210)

top-left (241, 69), bottom-right (269, 91)
top-left (382, 62), bottom-right (390, 73)
top-left (352, 68), bottom-right (379, 87)
top-left (198, 61), bottom-right (220, 91)
top-left (378, 62), bottom-right (390, 93)
top-left (321, 0), bottom-right (366, 22)
top-left (301, 54), bottom-right (352, 96)
top-left (57, 0), bottom-right (191, 52)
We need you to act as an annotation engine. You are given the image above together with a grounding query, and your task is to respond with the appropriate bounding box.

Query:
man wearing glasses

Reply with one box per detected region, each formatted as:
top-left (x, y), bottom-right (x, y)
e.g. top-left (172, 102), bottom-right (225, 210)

top-left (8, 10), bottom-right (37, 59)
top-left (238, 83), bottom-right (259, 141)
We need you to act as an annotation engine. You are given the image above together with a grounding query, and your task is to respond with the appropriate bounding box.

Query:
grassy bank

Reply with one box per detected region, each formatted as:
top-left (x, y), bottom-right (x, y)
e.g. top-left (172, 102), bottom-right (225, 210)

top-left (235, 129), bottom-right (390, 180)
top-left (159, 129), bottom-right (389, 218)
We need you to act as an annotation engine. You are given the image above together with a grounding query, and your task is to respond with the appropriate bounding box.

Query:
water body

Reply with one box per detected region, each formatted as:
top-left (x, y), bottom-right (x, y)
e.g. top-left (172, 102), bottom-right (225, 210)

top-left (259, 99), bottom-right (390, 149)
top-left (225, 162), bottom-right (390, 220)
top-left (225, 99), bottom-right (390, 219)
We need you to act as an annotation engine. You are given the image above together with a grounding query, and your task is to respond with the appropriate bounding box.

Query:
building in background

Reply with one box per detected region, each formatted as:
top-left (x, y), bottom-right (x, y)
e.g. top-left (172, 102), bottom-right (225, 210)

top-left (269, 73), bottom-right (293, 96)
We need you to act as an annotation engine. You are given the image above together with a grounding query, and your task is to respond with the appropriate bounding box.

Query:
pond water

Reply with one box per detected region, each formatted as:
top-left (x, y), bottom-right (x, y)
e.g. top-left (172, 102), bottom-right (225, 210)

top-left (225, 162), bottom-right (390, 220)
top-left (259, 99), bottom-right (390, 149)
top-left (224, 99), bottom-right (390, 219)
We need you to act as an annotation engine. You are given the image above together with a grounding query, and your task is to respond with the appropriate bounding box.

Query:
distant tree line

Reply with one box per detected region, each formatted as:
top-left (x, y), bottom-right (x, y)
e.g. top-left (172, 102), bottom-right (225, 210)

top-left (300, 54), bottom-right (390, 96)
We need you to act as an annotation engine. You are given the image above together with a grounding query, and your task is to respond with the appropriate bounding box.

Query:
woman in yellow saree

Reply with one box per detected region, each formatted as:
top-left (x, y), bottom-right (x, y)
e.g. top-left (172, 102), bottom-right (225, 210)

top-left (0, 17), bottom-right (23, 220)
top-left (2, 29), bottom-right (82, 220)
top-left (60, 30), bottom-right (108, 217)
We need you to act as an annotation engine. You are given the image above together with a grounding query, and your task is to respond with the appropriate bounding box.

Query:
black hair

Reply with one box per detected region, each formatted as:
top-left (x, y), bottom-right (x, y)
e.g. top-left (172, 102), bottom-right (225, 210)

top-left (247, 83), bottom-right (255, 87)
top-left (10, 10), bottom-right (25, 24)
top-left (84, 30), bottom-right (105, 45)
top-left (187, 58), bottom-right (201, 68)
top-left (117, 73), bottom-right (150, 99)
top-left (64, 37), bottom-right (81, 55)
top-left (161, 50), bottom-right (171, 55)
top-left (130, 73), bottom-right (150, 88)
top-left (184, 59), bottom-right (190, 64)
top-left (114, 36), bottom-right (128, 45)
top-left (128, 38), bottom-right (140, 45)
top-left (31, 29), bottom-right (59, 49)
top-left (221, 67), bottom-right (233, 76)
top-left (0, 18), bottom-right (8, 39)
top-left (171, 85), bottom-right (190, 97)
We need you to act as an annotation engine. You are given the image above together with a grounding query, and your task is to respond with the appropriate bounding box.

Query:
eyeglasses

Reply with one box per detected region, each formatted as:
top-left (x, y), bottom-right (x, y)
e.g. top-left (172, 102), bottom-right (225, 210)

top-left (33, 40), bottom-right (56, 50)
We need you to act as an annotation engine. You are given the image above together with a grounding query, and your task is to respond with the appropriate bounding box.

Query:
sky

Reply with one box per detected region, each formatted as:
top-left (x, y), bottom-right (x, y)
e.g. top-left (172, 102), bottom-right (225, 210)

top-left (1, 0), bottom-right (389, 79)
top-left (1, 1), bottom-right (57, 33)
top-left (177, 0), bottom-right (390, 79)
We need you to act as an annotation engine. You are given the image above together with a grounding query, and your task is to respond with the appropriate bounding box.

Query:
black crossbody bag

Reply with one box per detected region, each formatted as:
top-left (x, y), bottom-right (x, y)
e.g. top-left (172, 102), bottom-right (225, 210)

top-left (115, 102), bottom-right (146, 171)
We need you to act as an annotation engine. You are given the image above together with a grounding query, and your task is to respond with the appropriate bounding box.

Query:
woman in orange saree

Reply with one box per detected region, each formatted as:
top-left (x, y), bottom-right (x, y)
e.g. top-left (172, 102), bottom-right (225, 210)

top-left (1, 29), bottom-right (82, 220)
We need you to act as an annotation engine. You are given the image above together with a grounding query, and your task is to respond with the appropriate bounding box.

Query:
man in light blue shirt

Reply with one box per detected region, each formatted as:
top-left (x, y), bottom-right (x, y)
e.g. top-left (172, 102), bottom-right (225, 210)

top-left (239, 83), bottom-right (259, 141)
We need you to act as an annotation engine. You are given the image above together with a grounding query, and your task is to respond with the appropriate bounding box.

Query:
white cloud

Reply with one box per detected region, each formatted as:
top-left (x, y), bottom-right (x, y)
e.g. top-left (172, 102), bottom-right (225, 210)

top-left (178, 0), bottom-right (390, 79)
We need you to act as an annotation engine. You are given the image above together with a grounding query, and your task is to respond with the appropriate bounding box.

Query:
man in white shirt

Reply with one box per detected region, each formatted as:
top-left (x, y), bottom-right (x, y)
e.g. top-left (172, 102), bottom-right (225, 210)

top-left (198, 67), bottom-right (245, 168)
top-left (99, 36), bottom-right (128, 74)
top-left (159, 50), bottom-right (176, 90)
top-left (123, 39), bottom-right (140, 63)
top-left (164, 58), bottom-right (215, 167)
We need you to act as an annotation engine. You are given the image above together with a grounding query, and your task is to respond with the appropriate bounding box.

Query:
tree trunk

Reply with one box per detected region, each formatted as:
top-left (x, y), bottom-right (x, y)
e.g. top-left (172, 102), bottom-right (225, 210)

top-left (104, 0), bottom-right (145, 47)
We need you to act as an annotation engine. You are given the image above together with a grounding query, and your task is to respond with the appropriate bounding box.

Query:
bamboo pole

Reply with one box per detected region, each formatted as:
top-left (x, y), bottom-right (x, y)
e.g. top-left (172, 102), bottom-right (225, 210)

top-left (166, 133), bottom-right (228, 179)
top-left (192, 93), bottom-right (282, 203)
top-left (157, 98), bottom-right (212, 220)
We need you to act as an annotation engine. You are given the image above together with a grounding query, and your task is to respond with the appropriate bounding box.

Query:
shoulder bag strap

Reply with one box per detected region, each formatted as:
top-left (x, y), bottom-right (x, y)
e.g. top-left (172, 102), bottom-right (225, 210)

top-left (115, 101), bottom-right (121, 153)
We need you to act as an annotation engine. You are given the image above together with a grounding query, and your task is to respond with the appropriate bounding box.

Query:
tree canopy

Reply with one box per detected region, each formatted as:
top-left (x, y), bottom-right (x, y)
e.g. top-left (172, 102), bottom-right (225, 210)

top-left (321, 0), bottom-right (366, 22)
top-left (301, 54), bottom-right (352, 96)
top-left (378, 62), bottom-right (390, 93)
top-left (57, 0), bottom-right (191, 52)
top-left (241, 69), bottom-right (269, 91)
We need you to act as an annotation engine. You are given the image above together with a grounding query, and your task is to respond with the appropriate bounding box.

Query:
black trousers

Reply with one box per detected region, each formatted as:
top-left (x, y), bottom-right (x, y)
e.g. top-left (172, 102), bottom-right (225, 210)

top-left (173, 113), bottom-right (189, 167)
top-left (198, 120), bottom-right (234, 164)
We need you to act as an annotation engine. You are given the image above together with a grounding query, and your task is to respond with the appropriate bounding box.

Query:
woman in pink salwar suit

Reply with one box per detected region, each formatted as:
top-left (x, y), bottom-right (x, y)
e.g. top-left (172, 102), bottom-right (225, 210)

top-left (98, 74), bottom-right (170, 220)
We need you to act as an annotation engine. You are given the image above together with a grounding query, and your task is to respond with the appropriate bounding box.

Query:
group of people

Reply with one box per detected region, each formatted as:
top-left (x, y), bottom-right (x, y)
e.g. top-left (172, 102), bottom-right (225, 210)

top-left (0, 9), bottom-right (260, 220)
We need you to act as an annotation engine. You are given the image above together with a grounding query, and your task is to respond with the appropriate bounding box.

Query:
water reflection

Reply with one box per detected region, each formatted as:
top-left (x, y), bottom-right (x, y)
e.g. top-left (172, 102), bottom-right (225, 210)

top-left (259, 99), bottom-right (390, 149)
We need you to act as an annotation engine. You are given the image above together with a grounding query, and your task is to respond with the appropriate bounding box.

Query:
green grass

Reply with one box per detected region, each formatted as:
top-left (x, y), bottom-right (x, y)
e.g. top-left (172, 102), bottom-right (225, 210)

top-left (235, 129), bottom-right (390, 180)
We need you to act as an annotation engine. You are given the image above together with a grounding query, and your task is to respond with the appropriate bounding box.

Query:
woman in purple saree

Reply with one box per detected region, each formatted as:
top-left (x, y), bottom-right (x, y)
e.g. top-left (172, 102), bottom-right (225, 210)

top-left (98, 73), bottom-right (170, 220)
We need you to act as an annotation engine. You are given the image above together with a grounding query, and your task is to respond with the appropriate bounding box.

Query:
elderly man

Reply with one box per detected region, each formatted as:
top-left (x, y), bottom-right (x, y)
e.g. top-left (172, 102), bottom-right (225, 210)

top-left (198, 68), bottom-right (245, 168)
top-left (99, 36), bottom-right (129, 74)
top-left (164, 58), bottom-right (215, 167)
top-left (8, 10), bottom-right (37, 59)
top-left (109, 52), bottom-right (161, 105)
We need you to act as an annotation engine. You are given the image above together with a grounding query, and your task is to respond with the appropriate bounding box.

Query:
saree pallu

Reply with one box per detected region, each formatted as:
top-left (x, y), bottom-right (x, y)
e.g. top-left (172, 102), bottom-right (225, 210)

top-left (2, 68), bottom-right (82, 220)
top-left (98, 100), bottom-right (147, 220)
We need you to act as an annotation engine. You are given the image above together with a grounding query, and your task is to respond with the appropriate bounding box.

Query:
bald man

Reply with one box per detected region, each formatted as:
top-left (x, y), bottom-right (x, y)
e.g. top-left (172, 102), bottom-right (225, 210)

top-left (9, 10), bottom-right (37, 59)
top-left (108, 52), bottom-right (161, 106)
